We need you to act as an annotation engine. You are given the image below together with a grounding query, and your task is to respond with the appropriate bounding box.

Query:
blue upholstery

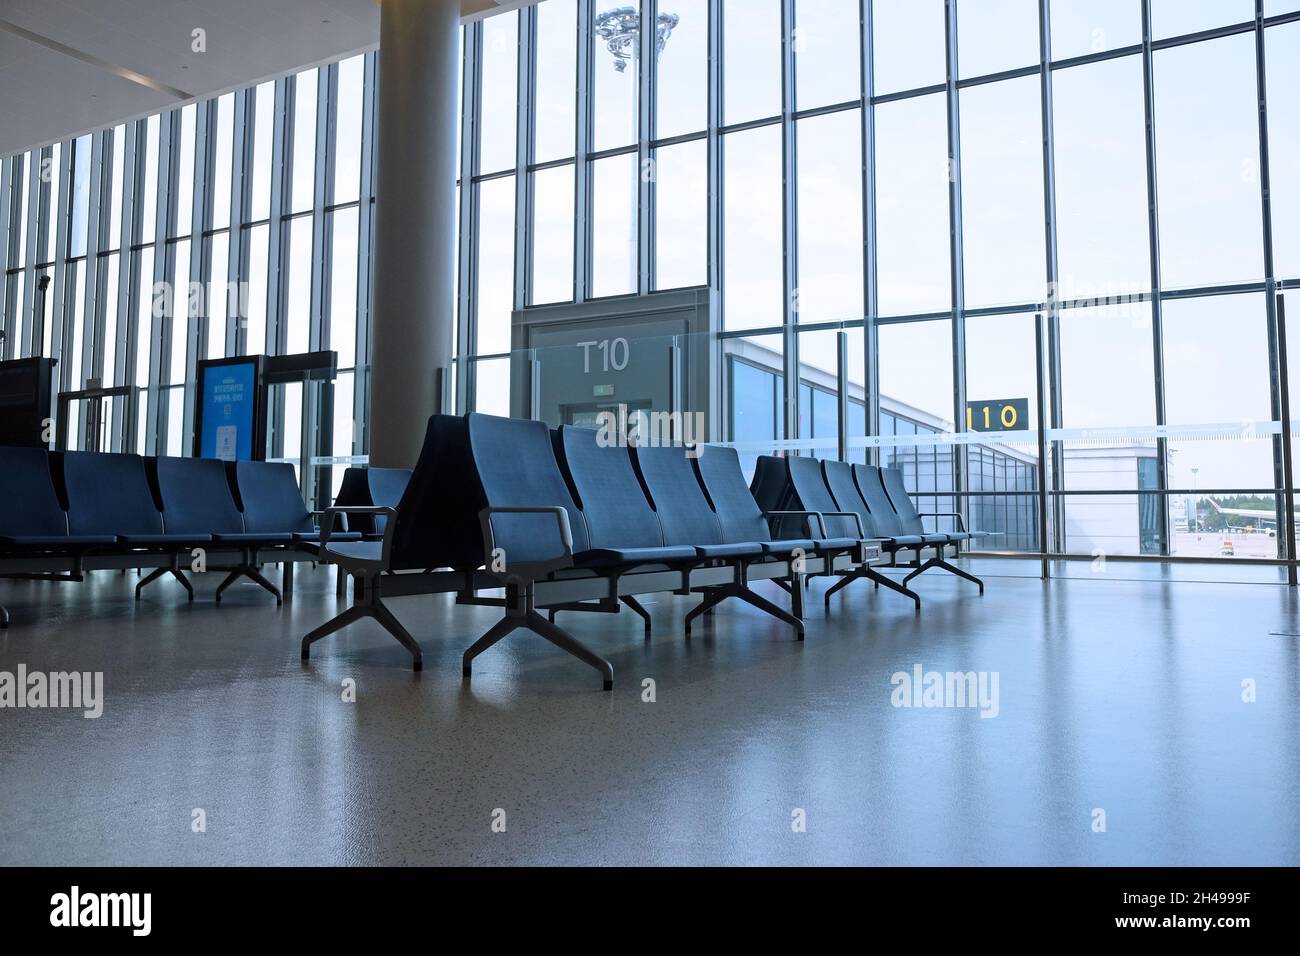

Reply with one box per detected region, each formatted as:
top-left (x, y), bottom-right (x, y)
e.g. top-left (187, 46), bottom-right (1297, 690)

top-left (63, 451), bottom-right (182, 543)
top-left (633, 445), bottom-right (765, 560)
top-left (854, 464), bottom-right (948, 545)
top-left (879, 467), bottom-right (966, 542)
top-left (236, 461), bottom-right (316, 535)
top-left (334, 466), bottom-right (411, 535)
top-left (467, 413), bottom-right (591, 565)
top-left (694, 445), bottom-right (773, 544)
top-left (823, 460), bottom-right (925, 552)
top-left (555, 426), bottom-right (697, 566)
top-left (786, 455), bottom-right (860, 539)
top-left (153, 457), bottom-right (248, 539)
top-left (0, 447), bottom-right (70, 544)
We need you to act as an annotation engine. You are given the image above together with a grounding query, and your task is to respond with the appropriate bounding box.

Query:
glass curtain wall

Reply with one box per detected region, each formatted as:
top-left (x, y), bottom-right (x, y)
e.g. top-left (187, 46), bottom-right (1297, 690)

top-left (3, 1), bottom-right (1300, 560)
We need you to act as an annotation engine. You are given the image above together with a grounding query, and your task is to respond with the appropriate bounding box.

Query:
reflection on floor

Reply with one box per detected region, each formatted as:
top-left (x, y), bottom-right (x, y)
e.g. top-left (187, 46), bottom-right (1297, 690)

top-left (2, 559), bottom-right (1298, 865)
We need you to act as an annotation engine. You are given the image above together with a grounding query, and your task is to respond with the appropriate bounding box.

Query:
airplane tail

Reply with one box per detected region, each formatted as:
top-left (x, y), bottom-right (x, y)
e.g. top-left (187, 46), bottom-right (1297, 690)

top-left (1205, 497), bottom-right (1224, 513)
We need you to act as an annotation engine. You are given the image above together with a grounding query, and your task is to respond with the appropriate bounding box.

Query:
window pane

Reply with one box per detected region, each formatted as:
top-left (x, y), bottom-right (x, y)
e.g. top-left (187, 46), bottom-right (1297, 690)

top-left (1267, 22), bottom-right (1300, 280)
top-left (656, 0), bottom-right (707, 138)
top-left (1050, 0), bottom-right (1139, 60)
top-left (140, 123), bottom-right (158, 244)
top-left (135, 249), bottom-right (154, 385)
top-left (1151, 0), bottom-right (1254, 40)
top-left (245, 224), bottom-right (269, 354)
top-left (330, 207), bottom-right (359, 369)
top-left (69, 135), bottom-right (92, 258)
top-left (1052, 54), bottom-right (1150, 300)
top-left (481, 12), bottom-right (519, 173)
top-left (102, 252), bottom-right (120, 385)
top-left (174, 105), bottom-right (196, 236)
top-left (653, 139), bottom-right (707, 290)
top-left (875, 93), bottom-right (950, 315)
top-left (474, 358), bottom-right (511, 416)
top-left (1163, 294), bottom-right (1275, 499)
top-left (592, 1), bottom-right (639, 150)
top-left (334, 56), bottom-right (365, 205)
top-left (872, 0), bottom-right (945, 95)
top-left (957, 0), bottom-right (1040, 79)
top-left (879, 319), bottom-right (953, 423)
top-left (795, 0), bottom-right (861, 110)
top-left (284, 217), bottom-right (312, 354)
top-left (207, 233), bottom-right (228, 360)
top-left (108, 126), bottom-right (125, 245)
top-left (591, 153), bottom-right (638, 298)
top-left (1057, 301), bottom-right (1154, 430)
top-left (531, 165), bottom-right (575, 305)
top-left (796, 109), bottom-right (863, 323)
top-left (724, 333), bottom-right (783, 479)
top-left (723, 125), bottom-right (783, 330)
top-left (723, 0), bottom-right (781, 124)
top-left (250, 82), bottom-right (275, 221)
top-left (965, 312), bottom-right (1039, 431)
top-left (475, 176), bottom-right (515, 355)
top-left (535, 0), bottom-right (577, 162)
top-left (170, 239), bottom-right (190, 383)
top-left (212, 95), bottom-right (234, 229)
top-left (959, 76), bottom-right (1045, 308)
top-left (1154, 33), bottom-right (1262, 288)
top-left (291, 70), bottom-right (319, 213)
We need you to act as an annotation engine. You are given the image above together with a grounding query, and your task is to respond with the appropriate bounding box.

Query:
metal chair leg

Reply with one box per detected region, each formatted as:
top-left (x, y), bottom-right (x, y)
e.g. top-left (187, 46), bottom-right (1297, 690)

top-left (733, 587), bottom-right (805, 640)
top-left (134, 567), bottom-right (169, 601)
top-left (530, 611), bottom-right (614, 690)
top-left (170, 569), bottom-right (194, 602)
top-left (620, 595), bottom-right (652, 637)
top-left (461, 616), bottom-right (523, 677)
top-left (683, 588), bottom-right (722, 635)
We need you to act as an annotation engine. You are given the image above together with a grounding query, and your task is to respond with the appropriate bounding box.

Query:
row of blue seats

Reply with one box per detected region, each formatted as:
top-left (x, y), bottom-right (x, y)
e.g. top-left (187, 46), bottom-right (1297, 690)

top-left (303, 414), bottom-right (902, 688)
top-left (0, 447), bottom-right (360, 624)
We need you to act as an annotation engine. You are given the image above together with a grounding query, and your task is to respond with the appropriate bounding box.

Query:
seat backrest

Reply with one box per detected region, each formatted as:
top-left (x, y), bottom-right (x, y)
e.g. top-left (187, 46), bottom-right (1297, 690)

top-left (0, 446), bottom-right (68, 538)
top-left (632, 444), bottom-right (724, 548)
top-left (852, 464), bottom-right (905, 537)
top-left (153, 456), bottom-right (246, 536)
top-left (64, 452), bottom-right (163, 538)
top-left (467, 413), bottom-right (591, 563)
top-left (235, 461), bottom-right (315, 534)
top-left (693, 445), bottom-right (772, 544)
top-left (556, 425), bottom-right (663, 551)
top-left (880, 466), bottom-right (926, 535)
top-left (367, 467), bottom-right (411, 533)
top-left (385, 415), bottom-right (484, 571)
top-left (823, 460), bottom-right (883, 538)
top-left (787, 455), bottom-right (858, 537)
top-left (750, 455), bottom-right (798, 538)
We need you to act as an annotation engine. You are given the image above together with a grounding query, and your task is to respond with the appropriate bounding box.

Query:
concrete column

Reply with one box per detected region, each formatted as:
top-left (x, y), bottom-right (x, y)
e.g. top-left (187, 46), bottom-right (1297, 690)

top-left (369, 0), bottom-right (461, 467)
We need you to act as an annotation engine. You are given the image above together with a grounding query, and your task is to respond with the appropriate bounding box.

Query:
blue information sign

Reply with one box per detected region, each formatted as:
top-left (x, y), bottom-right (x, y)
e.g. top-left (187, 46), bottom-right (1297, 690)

top-left (198, 360), bottom-right (258, 460)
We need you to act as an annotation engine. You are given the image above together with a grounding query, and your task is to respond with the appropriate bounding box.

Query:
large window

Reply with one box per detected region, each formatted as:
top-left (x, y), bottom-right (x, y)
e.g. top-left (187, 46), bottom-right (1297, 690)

top-left (2, 2), bottom-right (1297, 563)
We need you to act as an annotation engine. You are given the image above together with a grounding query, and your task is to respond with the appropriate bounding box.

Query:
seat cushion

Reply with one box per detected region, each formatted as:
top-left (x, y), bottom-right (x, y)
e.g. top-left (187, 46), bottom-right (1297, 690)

top-left (292, 530), bottom-right (363, 542)
top-left (884, 535), bottom-right (927, 548)
top-left (761, 538), bottom-right (816, 554)
top-left (694, 542), bottom-right (764, 559)
top-left (813, 537), bottom-right (861, 551)
top-left (212, 532), bottom-right (295, 544)
top-left (321, 541), bottom-right (386, 565)
top-left (574, 545), bottom-right (699, 568)
top-left (119, 533), bottom-right (214, 545)
top-left (0, 534), bottom-right (117, 546)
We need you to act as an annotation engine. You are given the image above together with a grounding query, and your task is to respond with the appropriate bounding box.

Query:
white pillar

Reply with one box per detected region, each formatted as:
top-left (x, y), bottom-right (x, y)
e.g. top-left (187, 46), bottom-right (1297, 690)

top-left (369, 0), bottom-right (461, 467)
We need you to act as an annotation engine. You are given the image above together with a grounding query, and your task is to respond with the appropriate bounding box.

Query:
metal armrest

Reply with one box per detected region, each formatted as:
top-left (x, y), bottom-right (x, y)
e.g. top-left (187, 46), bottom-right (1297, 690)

top-left (918, 511), bottom-right (969, 533)
top-left (321, 506), bottom-right (398, 565)
top-left (765, 510), bottom-right (827, 538)
top-left (479, 506), bottom-right (575, 581)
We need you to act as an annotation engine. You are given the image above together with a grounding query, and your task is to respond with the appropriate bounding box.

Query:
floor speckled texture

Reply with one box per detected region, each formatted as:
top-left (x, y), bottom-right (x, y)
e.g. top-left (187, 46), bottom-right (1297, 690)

top-left (2, 558), bottom-right (1298, 866)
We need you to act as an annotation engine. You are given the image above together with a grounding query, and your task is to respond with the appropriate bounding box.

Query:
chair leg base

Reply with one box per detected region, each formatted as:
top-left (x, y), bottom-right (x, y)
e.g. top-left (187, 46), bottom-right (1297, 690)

top-left (824, 565), bottom-right (922, 610)
top-left (463, 603), bottom-right (614, 691)
top-left (215, 565), bottom-right (284, 605)
top-left (903, 557), bottom-right (985, 594)
top-left (684, 582), bottom-right (805, 639)
top-left (300, 586), bottom-right (423, 671)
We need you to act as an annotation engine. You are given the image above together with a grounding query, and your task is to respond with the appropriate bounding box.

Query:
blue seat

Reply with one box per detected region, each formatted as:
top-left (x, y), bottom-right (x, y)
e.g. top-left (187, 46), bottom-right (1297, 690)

top-left (871, 465), bottom-right (986, 594)
top-left (64, 451), bottom-right (200, 545)
top-left (781, 455), bottom-right (877, 553)
top-left (333, 466), bottom-right (411, 536)
top-left (0, 447), bottom-right (84, 548)
top-left (151, 457), bottom-right (286, 604)
top-left (235, 460), bottom-right (361, 544)
top-left (636, 443), bottom-right (804, 637)
top-left (853, 464), bottom-right (949, 547)
top-left (463, 414), bottom-right (615, 688)
top-left (555, 426), bottom-right (699, 569)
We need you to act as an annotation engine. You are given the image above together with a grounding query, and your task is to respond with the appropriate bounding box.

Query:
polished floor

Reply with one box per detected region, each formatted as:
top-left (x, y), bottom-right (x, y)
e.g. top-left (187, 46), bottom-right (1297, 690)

top-left (2, 558), bottom-right (1299, 866)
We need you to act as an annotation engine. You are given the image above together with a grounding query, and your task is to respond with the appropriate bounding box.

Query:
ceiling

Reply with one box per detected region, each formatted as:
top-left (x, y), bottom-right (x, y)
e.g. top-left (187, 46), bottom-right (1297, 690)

top-left (0, 0), bottom-right (539, 159)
